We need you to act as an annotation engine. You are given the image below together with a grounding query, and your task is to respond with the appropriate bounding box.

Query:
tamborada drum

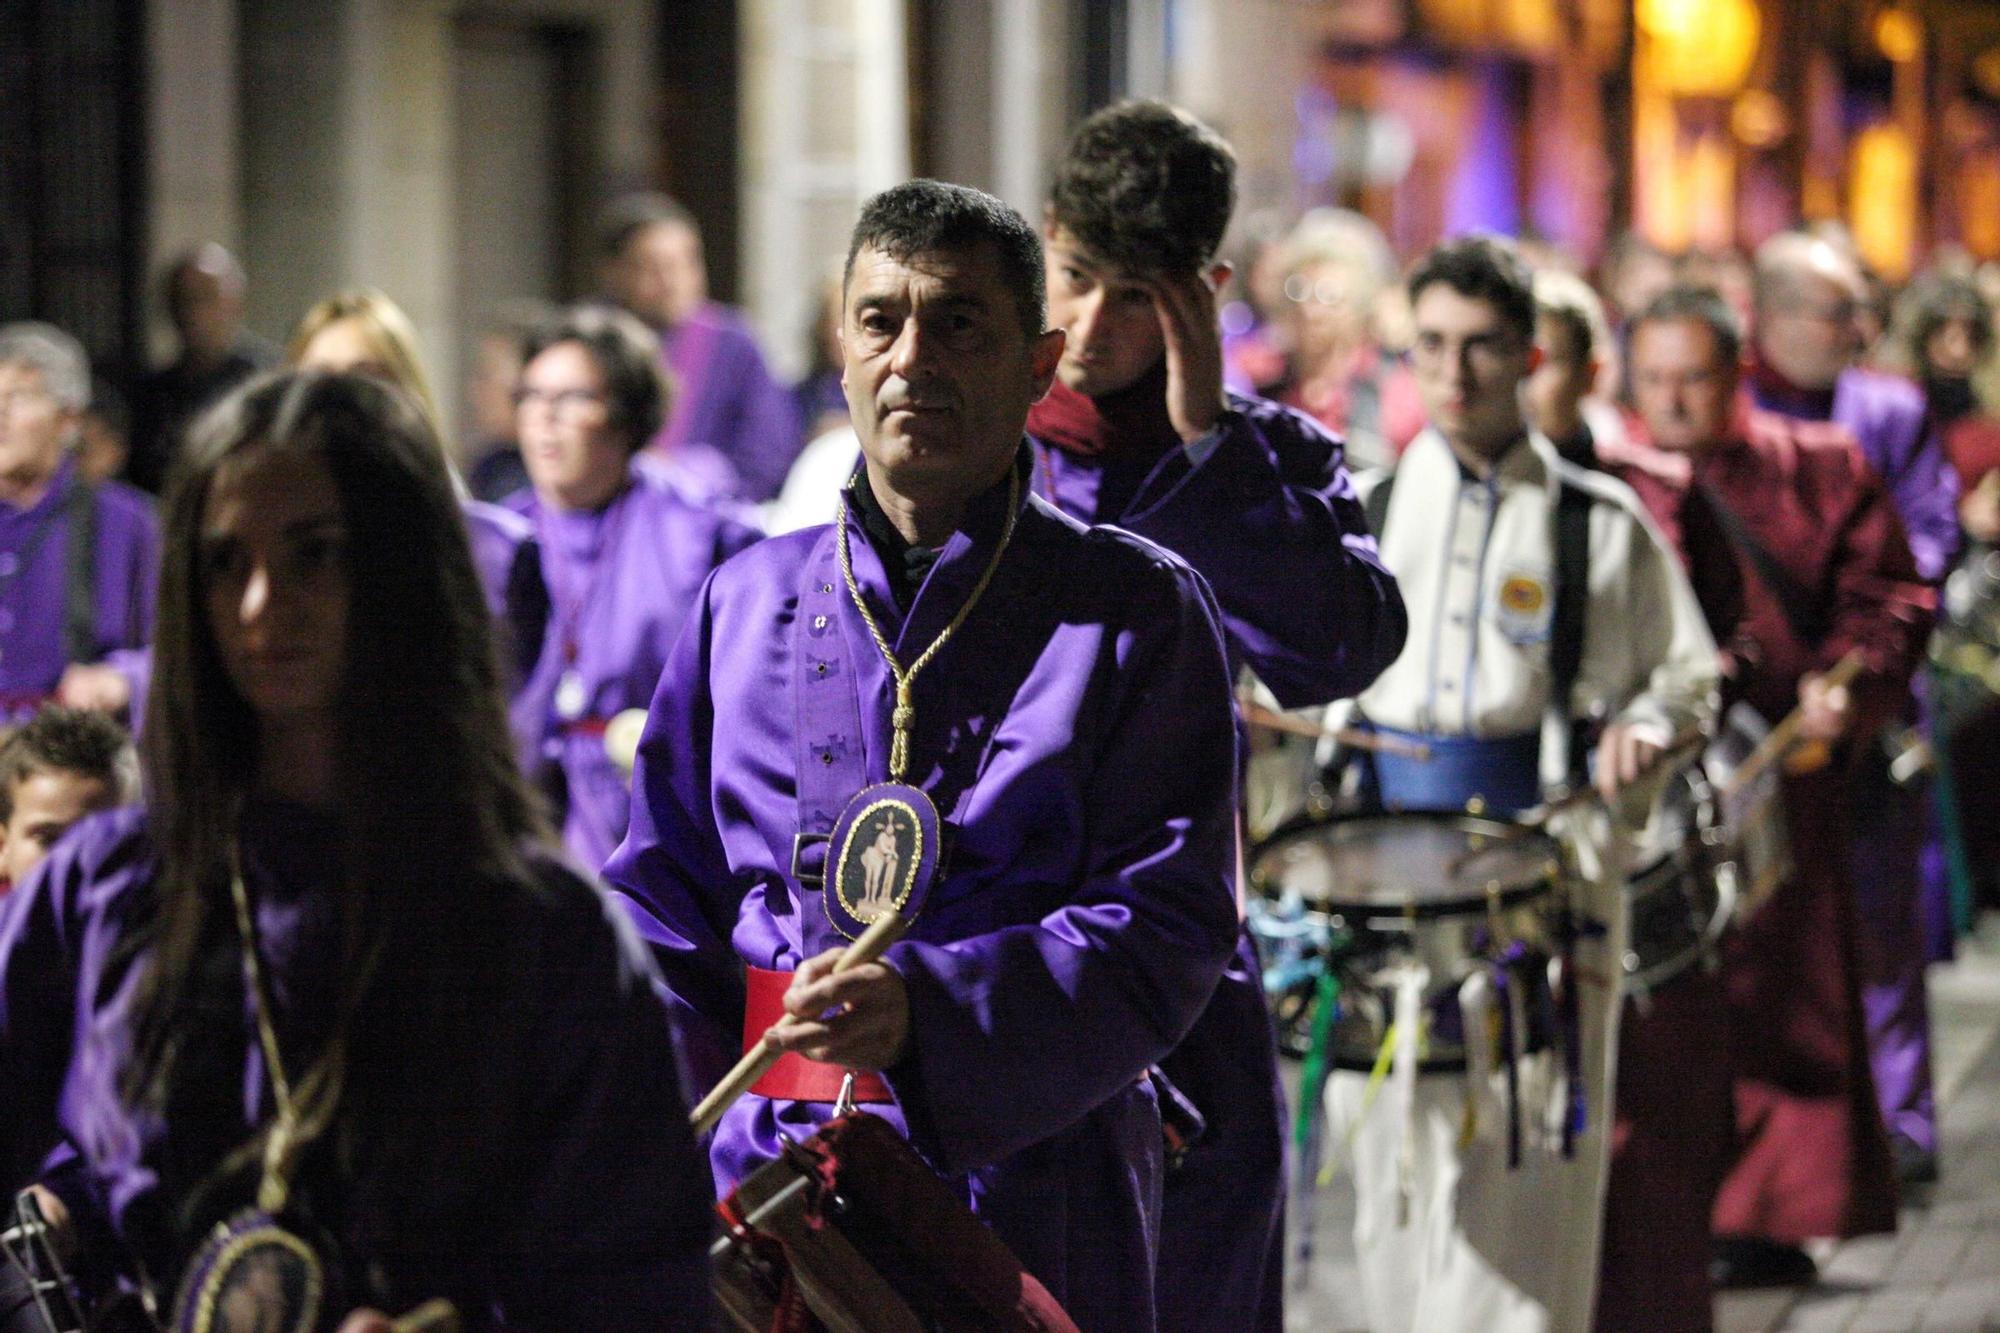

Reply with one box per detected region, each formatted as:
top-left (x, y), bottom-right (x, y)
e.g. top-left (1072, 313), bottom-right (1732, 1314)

top-left (1248, 813), bottom-right (1566, 1070)
top-left (1621, 768), bottom-right (1733, 994)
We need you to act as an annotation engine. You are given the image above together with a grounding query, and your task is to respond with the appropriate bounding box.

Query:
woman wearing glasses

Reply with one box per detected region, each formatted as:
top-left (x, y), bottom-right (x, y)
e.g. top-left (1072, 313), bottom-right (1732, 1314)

top-left (0, 372), bottom-right (714, 1329)
top-left (507, 305), bottom-right (760, 868)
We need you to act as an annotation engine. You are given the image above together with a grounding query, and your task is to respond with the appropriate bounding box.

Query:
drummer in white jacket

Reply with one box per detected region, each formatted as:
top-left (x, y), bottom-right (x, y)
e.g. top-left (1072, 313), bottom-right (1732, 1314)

top-left (1324, 236), bottom-right (1718, 1332)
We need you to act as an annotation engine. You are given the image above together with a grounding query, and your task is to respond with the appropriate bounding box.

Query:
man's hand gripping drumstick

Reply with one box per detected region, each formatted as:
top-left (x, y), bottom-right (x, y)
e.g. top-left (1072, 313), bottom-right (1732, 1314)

top-left (690, 909), bottom-right (912, 1135)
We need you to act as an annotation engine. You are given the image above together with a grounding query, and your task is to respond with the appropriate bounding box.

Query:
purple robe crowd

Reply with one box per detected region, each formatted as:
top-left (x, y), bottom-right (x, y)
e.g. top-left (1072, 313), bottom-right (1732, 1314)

top-left (653, 300), bottom-right (803, 503)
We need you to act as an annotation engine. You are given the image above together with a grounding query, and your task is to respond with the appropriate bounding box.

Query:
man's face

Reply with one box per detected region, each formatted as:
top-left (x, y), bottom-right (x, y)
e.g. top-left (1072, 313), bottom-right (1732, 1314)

top-left (0, 362), bottom-right (76, 495)
top-left (171, 266), bottom-right (243, 360)
top-left (1629, 317), bottom-right (1740, 455)
top-left (604, 221), bottom-right (707, 330)
top-left (0, 769), bottom-right (116, 890)
top-left (1524, 314), bottom-right (1595, 439)
top-left (841, 241), bottom-right (1063, 505)
top-left (1044, 226), bottom-right (1164, 398)
top-left (1409, 284), bottom-right (1534, 456)
top-left (1286, 259), bottom-right (1374, 366)
top-left (1756, 267), bottom-right (1860, 391)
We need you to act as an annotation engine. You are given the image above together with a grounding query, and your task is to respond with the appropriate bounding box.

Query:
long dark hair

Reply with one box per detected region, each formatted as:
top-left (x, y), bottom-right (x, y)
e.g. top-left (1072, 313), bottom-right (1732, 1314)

top-left (126, 371), bottom-right (549, 1251)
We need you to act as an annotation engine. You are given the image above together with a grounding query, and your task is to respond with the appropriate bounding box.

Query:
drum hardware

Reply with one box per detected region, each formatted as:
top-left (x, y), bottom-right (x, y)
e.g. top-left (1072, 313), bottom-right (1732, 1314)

top-left (2, 1191), bottom-right (83, 1333)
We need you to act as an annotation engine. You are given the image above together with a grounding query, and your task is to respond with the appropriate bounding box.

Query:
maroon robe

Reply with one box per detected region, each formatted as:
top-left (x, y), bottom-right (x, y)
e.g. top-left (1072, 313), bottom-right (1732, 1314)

top-left (1590, 437), bottom-right (1741, 1331)
top-left (1697, 408), bottom-right (1931, 1244)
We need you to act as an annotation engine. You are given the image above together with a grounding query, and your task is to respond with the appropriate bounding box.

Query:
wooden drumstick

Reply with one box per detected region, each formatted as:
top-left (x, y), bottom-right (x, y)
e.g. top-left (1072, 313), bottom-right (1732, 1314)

top-left (1718, 651), bottom-right (1865, 800)
top-left (1235, 701), bottom-right (1433, 760)
top-left (689, 908), bottom-right (911, 1136)
top-left (390, 1300), bottom-right (461, 1333)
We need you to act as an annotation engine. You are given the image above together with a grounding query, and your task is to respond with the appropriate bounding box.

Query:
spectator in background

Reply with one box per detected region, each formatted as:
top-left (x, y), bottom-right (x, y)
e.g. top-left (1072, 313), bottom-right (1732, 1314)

top-left (505, 305), bottom-right (759, 868)
top-left (288, 291), bottom-right (551, 720)
top-left (466, 299), bottom-right (557, 504)
top-left (127, 243), bottom-right (275, 493)
top-left (0, 322), bottom-right (156, 726)
top-left (1255, 207), bottom-right (1423, 470)
top-left (1527, 268), bottom-right (1617, 466)
top-left (0, 704), bottom-right (134, 892)
top-left (77, 376), bottom-right (129, 484)
top-left (597, 193), bottom-right (801, 501)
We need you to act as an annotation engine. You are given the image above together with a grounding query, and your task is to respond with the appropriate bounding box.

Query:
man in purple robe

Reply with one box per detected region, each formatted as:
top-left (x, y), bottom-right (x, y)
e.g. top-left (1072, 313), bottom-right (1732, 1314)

top-left (0, 323), bottom-right (158, 728)
top-left (1026, 101), bottom-right (1406, 1333)
top-left (599, 193), bottom-right (803, 501)
top-left (1748, 231), bottom-right (1946, 1181)
top-left (505, 305), bottom-right (760, 869)
top-left (606, 180), bottom-right (1242, 1331)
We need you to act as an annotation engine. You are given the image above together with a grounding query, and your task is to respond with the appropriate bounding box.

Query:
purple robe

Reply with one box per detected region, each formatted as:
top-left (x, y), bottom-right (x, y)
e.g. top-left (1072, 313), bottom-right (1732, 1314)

top-left (0, 457), bottom-right (157, 724)
top-left (1028, 389), bottom-right (1407, 1332)
top-left (0, 804), bottom-right (715, 1327)
top-left (604, 460), bottom-right (1242, 1331)
top-left (654, 301), bottom-right (803, 503)
top-left (1749, 365), bottom-right (1946, 1156)
top-left (508, 468), bottom-right (760, 868)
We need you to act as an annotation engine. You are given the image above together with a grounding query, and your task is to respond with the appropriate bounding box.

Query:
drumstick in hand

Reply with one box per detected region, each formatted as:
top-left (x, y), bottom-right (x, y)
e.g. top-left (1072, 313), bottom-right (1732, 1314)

top-left (1719, 651), bottom-right (1865, 800)
top-left (1236, 700), bottom-right (1432, 760)
top-left (690, 908), bottom-right (910, 1136)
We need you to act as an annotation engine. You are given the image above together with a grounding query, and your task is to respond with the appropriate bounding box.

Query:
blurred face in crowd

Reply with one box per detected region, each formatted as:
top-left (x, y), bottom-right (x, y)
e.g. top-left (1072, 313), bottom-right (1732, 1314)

top-left (606, 220), bottom-right (707, 331)
top-left (517, 340), bottom-right (629, 511)
top-left (1924, 315), bottom-right (1984, 380)
top-left (1044, 226), bottom-right (1166, 398)
top-left (468, 333), bottom-right (526, 443)
top-left (0, 768), bottom-right (117, 889)
top-left (0, 362), bottom-right (77, 503)
top-left (1525, 313), bottom-right (1596, 442)
top-left (1628, 317), bottom-right (1740, 455)
top-left (295, 318), bottom-right (392, 380)
top-left (1408, 284), bottom-right (1536, 459)
top-left (1756, 260), bottom-right (1861, 391)
top-left (170, 263), bottom-right (245, 362)
top-left (203, 449), bottom-right (351, 727)
top-left (1286, 259), bottom-right (1375, 369)
top-left (841, 240), bottom-right (1062, 512)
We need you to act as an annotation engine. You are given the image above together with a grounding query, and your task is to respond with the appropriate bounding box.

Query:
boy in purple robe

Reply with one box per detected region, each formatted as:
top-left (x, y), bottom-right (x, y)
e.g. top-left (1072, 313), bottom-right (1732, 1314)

top-left (0, 323), bottom-right (158, 727)
top-left (598, 193), bottom-right (803, 501)
top-left (0, 372), bottom-right (714, 1327)
top-left (0, 705), bottom-right (134, 894)
top-left (506, 304), bottom-right (761, 869)
top-left (1748, 232), bottom-right (1947, 1182)
top-left (1025, 101), bottom-right (1407, 1333)
top-left (606, 180), bottom-right (1242, 1331)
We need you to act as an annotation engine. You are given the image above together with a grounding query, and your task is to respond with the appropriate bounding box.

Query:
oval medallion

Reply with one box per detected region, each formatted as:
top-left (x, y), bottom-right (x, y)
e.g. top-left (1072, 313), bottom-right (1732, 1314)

top-left (824, 782), bottom-right (940, 941)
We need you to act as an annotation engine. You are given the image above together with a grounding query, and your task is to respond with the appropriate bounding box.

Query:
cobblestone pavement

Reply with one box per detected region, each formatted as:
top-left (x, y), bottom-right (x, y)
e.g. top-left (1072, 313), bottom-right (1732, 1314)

top-left (1283, 917), bottom-right (2000, 1332)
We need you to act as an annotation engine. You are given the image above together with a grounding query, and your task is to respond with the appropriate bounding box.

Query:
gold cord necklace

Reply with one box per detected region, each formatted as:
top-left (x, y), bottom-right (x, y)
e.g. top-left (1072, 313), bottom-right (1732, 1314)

top-left (835, 467), bottom-right (1021, 782)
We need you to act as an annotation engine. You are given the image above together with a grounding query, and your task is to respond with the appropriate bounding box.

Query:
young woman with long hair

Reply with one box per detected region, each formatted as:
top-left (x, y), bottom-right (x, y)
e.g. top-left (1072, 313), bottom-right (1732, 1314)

top-left (0, 371), bottom-right (712, 1330)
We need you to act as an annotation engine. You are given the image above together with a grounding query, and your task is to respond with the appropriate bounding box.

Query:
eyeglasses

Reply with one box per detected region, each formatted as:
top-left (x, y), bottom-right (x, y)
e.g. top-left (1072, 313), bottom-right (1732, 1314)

top-left (512, 387), bottom-right (608, 418)
top-left (1407, 332), bottom-right (1526, 375)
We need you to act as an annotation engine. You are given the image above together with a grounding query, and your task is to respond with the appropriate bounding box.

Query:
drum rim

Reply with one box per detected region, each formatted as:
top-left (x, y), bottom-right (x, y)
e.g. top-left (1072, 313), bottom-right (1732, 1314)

top-left (1248, 809), bottom-right (1563, 920)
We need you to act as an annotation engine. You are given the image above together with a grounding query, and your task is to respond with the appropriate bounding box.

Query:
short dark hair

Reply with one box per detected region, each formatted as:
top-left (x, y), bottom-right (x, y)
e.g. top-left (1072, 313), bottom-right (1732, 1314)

top-left (596, 192), bottom-right (699, 261)
top-left (1407, 235), bottom-right (1538, 343)
top-left (524, 304), bottom-right (673, 450)
top-left (844, 180), bottom-right (1046, 339)
top-left (1048, 99), bottom-right (1236, 276)
top-left (1630, 285), bottom-right (1745, 368)
top-left (0, 706), bottom-right (134, 823)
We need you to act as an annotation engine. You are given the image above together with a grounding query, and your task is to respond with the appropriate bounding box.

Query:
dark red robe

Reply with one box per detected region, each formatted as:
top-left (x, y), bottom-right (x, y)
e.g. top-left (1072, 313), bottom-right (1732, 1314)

top-left (1697, 407), bottom-right (1932, 1244)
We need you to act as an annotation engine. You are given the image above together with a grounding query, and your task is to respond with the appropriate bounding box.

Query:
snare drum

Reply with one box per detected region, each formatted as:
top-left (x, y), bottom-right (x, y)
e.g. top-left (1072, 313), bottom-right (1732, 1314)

top-left (1621, 769), bottom-right (1733, 994)
top-left (1, 1193), bottom-right (83, 1333)
top-left (1247, 813), bottom-right (1568, 1070)
top-left (1705, 703), bottom-right (1793, 921)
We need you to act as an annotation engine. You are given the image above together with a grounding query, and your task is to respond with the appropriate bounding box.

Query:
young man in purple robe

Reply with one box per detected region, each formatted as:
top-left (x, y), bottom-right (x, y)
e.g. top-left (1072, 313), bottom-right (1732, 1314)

top-left (599, 192), bottom-right (803, 501)
top-left (0, 372), bottom-right (714, 1327)
top-left (0, 323), bottom-right (158, 727)
top-left (1026, 100), bottom-right (1407, 1333)
top-left (606, 179), bottom-right (1243, 1331)
top-left (1748, 231), bottom-right (1948, 1183)
top-left (507, 305), bottom-right (761, 869)
top-left (0, 705), bottom-right (135, 895)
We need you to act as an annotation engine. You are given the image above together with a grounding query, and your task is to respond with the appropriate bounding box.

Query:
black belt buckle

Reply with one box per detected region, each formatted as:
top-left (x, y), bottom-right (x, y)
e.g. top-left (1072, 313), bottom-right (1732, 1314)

top-left (790, 832), bottom-right (830, 887)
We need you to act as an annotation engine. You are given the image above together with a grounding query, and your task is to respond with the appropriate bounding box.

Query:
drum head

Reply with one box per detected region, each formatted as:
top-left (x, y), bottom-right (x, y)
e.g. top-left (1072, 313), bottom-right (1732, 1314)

top-left (1249, 813), bottom-right (1561, 923)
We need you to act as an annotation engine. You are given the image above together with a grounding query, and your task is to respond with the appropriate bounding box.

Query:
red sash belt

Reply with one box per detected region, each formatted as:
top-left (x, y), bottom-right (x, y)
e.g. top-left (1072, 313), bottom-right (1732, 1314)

top-left (743, 965), bottom-right (893, 1103)
top-left (560, 716), bottom-right (611, 737)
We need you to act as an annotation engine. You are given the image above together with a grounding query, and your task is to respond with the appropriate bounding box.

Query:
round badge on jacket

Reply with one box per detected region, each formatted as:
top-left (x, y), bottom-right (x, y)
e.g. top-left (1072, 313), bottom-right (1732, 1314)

top-left (824, 782), bottom-right (940, 941)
